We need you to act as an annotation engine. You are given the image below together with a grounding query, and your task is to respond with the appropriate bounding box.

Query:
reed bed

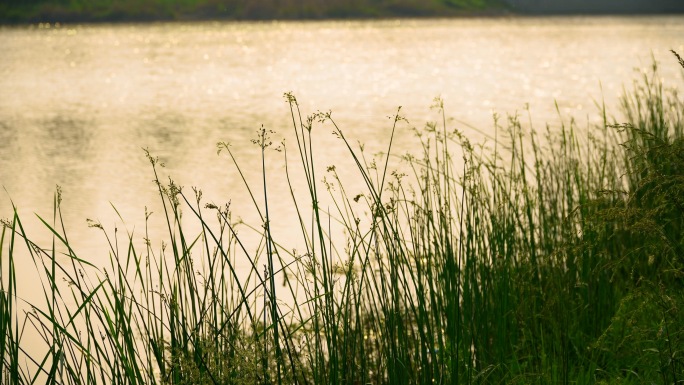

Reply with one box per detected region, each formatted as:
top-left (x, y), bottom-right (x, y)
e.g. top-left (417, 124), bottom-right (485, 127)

top-left (1, 52), bottom-right (683, 384)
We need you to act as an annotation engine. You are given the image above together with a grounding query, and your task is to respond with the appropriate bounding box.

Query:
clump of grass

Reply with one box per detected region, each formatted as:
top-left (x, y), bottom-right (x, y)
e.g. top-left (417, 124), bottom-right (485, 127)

top-left (1, 51), bottom-right (683, 384)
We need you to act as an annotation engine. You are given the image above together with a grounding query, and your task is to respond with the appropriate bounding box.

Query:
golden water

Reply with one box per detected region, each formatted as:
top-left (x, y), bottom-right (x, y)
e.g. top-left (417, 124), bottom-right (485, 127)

top-left (1, 15), bottom-right (683, 268)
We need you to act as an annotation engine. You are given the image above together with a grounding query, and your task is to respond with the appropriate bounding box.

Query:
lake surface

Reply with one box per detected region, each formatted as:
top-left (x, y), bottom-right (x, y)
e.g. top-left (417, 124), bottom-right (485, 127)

top-left (1, 16), bottom-right (683, 267)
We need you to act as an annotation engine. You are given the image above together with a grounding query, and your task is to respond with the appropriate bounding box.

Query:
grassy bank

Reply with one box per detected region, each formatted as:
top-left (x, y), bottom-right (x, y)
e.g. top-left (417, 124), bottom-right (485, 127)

top-left (0, 0), bottom-right (508, 24)
top-left (1, 52), bottom-right (684, 384)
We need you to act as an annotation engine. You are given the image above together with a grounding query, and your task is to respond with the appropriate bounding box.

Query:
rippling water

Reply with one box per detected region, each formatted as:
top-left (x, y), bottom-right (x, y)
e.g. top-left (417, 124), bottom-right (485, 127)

top-left (1, 16), bottom-right (683, 264)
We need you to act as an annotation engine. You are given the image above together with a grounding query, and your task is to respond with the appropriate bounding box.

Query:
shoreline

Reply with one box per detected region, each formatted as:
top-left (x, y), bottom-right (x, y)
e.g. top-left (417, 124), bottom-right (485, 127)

top-left (2, 5), bottom-right (683, 26)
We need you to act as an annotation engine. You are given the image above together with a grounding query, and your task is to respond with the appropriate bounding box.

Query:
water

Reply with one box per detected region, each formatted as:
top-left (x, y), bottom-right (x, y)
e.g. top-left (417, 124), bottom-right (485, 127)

top-left (1, 16), bottom-right (683, 266)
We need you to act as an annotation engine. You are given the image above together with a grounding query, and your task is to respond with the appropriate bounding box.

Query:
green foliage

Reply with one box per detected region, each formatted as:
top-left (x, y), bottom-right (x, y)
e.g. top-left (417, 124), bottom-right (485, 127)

top-left (584, 51), bottom-right (684, 384)
top-left (0, 0), bottom-right (507, 22)
top-left (593, 284), bottom-right (683, 383)
top-left (441, 0), bottom-right (488, 9)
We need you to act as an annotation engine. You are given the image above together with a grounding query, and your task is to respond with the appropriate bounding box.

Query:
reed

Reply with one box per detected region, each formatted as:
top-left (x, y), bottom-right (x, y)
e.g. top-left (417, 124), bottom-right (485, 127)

top-left (1, 52), bottom-right (682, 384)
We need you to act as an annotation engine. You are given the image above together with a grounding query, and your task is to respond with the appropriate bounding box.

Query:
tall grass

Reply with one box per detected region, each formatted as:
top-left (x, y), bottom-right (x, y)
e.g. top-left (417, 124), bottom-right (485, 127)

top-left (1, 52), bottom-right (683, 384)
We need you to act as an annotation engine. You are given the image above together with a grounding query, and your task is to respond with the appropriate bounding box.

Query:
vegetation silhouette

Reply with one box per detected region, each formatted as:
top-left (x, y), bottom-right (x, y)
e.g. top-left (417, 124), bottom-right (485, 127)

top-left (1, 51), bottom-right (683, 384)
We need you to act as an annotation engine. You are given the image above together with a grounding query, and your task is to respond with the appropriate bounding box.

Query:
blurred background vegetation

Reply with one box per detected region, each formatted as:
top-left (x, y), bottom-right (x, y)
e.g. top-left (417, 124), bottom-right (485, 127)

top-left (0, 0), bottom-right (506, 23)
top-left (3, 0), bottom-right (682, 24)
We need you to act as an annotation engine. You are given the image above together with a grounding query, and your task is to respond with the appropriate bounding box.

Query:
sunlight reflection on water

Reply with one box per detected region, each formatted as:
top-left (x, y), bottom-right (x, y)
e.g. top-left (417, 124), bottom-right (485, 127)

top-left (0, 15), bottom-right (683, 276)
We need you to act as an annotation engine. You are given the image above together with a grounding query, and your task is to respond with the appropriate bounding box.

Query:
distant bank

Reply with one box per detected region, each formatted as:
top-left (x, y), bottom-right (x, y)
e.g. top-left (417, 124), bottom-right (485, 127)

top-left (1, 0), bottom-right (683, 24)
top-left (508, 0), bottom-right (684, 14)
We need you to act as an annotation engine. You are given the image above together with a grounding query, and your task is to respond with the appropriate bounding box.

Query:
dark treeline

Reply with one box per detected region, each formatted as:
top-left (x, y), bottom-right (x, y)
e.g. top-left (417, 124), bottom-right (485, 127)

top-left (0, 0), bottom-right (505, 23)
top-left (508, 0), bottom-right (684, 14)
top-left (2, 0), bottom-right (682, 24)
